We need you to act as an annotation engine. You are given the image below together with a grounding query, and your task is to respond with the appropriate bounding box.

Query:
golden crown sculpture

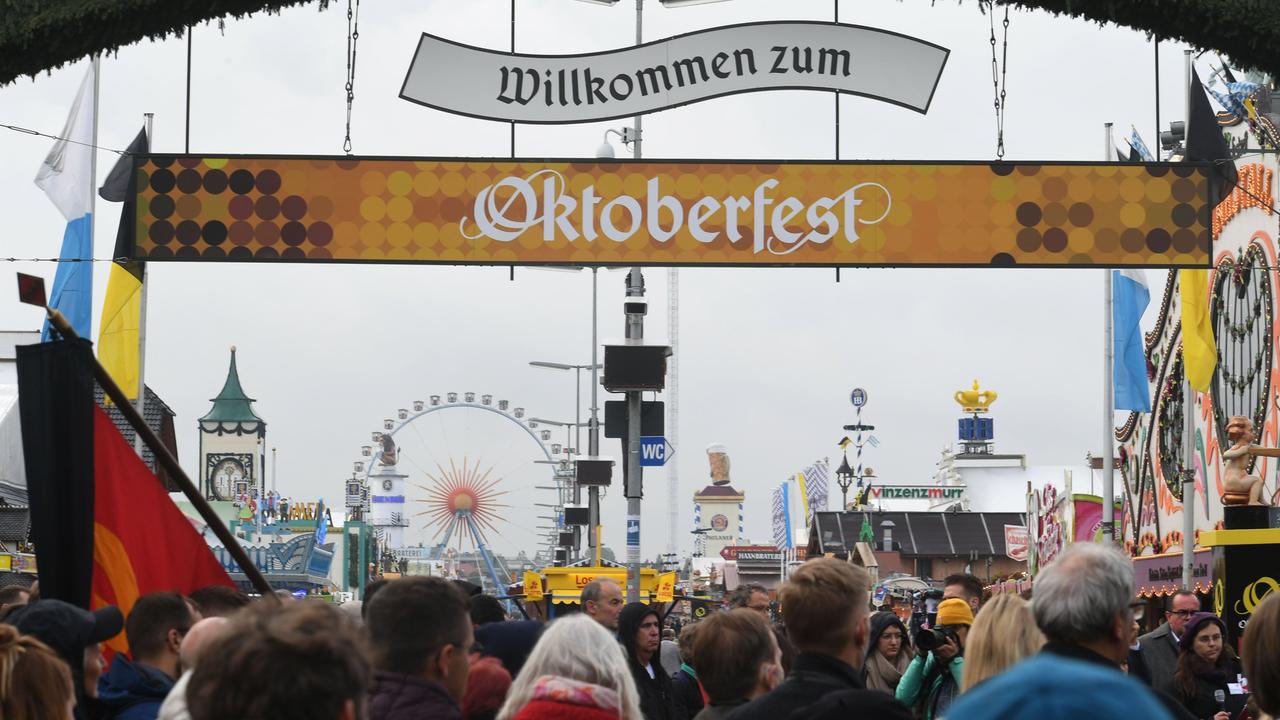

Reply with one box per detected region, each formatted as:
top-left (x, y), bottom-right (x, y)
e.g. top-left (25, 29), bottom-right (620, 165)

top-left (954, 379), bottom-right (998, 413)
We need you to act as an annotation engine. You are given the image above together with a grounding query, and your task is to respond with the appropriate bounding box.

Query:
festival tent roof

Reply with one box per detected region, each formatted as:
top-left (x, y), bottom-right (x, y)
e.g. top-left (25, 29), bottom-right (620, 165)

top-left (809, 510), bottom-right (1026, 559)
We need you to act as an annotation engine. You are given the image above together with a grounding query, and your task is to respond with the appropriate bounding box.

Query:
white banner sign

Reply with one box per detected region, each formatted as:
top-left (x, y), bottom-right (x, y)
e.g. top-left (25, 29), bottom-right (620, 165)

top-left (1004, 525), bottom-right (1029, 563)
top-left (401, 21), bottom-right (948, 124)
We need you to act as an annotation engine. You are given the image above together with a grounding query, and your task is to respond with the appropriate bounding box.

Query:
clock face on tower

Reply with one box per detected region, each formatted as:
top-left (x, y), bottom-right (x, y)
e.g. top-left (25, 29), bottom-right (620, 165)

top-left (207, 454), bottom-right (251, 501)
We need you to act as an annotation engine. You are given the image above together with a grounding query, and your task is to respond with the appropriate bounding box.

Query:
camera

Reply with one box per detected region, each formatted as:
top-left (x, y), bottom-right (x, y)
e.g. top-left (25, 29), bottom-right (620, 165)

top-left (909, 588), bottom-right (945, 640)
top-left (915, 626), bottom-right (959, 652)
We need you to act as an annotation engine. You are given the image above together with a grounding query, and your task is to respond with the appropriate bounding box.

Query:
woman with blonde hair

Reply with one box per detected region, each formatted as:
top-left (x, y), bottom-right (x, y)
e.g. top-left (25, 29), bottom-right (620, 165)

top-left (960, 593), bottom-right (1045, 691)
top-left (0, 624), bottom-right (76, 720)
top-left (496, 613), bottom-right (644, 720)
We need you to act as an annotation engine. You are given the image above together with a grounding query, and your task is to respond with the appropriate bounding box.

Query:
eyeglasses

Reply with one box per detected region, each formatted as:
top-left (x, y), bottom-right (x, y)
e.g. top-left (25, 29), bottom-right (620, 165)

top-left (1166, 609), bottom-right (1195, 618)
top-left (1128, 602), bottom-right (1146, 622)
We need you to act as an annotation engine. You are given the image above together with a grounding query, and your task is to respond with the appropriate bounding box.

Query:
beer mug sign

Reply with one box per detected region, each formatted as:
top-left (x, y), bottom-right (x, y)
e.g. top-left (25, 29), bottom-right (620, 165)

top-left (707, 443), bottom-right (731, 486)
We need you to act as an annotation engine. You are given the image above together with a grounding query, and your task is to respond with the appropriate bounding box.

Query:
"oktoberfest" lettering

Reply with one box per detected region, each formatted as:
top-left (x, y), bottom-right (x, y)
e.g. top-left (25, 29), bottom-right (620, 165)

top-left (460, 169), bottom-right (890, 256)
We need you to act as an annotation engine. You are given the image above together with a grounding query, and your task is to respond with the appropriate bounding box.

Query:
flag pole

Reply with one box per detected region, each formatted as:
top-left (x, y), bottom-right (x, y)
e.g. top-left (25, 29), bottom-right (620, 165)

top-left (41, 308), bottom-right (277, 599)
top-left (134, 112), bottom-right (153, 457)
top-left (1102, 121), bottom-right (1116, 544)
top-left (1181, 48), bottom-right (1196, 591)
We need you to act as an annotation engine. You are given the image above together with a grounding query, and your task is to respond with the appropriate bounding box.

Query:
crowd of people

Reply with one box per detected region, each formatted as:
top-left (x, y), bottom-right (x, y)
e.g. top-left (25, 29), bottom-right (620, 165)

top-left (1, 543), bottom-right (1278, 720)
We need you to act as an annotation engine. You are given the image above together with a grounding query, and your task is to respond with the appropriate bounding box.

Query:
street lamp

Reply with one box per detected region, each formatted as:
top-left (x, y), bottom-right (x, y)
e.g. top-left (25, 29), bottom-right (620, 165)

top-left (531, 361), bottom-right (604, 562)
top-left (836, 452), bottom-right (855, 511)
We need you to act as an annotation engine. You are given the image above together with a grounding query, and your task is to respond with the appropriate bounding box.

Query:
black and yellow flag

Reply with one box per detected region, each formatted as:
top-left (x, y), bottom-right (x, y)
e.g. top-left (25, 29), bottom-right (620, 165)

top-left (97, 127), bottom-right (147, 400)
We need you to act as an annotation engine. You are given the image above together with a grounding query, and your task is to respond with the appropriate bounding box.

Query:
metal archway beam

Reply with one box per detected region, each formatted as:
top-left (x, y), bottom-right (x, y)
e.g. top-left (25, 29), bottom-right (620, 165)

top-left (2, 2), bottom-right (1277, 88)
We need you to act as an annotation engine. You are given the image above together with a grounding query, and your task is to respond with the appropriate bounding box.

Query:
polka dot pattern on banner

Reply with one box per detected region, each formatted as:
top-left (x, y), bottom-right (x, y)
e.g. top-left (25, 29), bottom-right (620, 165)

top-left (132, 158), bottom-right (1214, 267)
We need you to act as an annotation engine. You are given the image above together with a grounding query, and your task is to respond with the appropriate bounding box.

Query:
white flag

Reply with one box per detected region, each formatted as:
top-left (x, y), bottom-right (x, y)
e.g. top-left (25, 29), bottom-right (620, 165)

top-left (35, 62), bottom-right (96, 221)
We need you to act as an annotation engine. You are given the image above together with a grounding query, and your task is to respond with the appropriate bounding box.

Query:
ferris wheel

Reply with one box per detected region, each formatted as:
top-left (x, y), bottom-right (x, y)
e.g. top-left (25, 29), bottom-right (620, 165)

top-left (347, 392), bottom-right (574, 591)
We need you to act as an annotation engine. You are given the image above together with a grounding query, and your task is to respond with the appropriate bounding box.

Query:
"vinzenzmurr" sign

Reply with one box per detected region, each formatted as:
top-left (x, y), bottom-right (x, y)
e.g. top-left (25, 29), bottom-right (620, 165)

top-left (400, 21), bottom-right (949, 123)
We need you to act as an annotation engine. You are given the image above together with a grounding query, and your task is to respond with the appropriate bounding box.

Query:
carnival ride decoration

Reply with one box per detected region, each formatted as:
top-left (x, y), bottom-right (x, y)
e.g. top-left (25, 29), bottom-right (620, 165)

top-left (349, 393), bottom-right (570, 593)
top-left (1221, 416), bottom-right (1267, 505)
top-left (417, 457), bottom-right (510, 590)
top-left (1120, 84), bottom-right (1280, 555)
top-left (707, 443), bottom-right (731, 486)
top-left (955, 380), bottom-right (998, 456)
top-left (953, 379), bottom-right (998, 413)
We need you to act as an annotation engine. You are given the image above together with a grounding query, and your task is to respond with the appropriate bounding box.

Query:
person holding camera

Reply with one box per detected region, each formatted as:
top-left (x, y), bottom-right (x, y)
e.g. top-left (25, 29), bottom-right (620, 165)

top-left (895, 598), bottom-right (972, 719)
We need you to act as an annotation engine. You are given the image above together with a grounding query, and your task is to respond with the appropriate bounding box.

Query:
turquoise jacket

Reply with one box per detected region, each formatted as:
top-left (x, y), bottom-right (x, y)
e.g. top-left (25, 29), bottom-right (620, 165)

top-left (894, 653), bottom-right (963, 720)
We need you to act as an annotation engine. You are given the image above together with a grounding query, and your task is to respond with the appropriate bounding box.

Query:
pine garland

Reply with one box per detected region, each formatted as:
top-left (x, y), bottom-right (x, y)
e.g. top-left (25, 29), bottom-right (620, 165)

top-left (995, 0), bottom-right (1279, 79)
top-left (0, 0), bottom-right (330, 86)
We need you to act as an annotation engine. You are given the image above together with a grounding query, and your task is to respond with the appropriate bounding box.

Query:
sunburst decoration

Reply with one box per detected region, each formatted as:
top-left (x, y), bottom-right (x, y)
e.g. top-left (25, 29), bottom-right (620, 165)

top-left (415, 457), bottom-right (510, 548)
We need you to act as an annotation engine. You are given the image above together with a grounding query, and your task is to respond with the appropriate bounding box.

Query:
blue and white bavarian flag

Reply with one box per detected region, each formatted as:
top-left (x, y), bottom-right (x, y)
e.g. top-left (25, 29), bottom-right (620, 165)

top-left (1113, 269), bottom-right (1152, 412)
top-left (1128, 127), bottom-right (1155, 162)
top-left (36, 62), bottom-right (97, 340)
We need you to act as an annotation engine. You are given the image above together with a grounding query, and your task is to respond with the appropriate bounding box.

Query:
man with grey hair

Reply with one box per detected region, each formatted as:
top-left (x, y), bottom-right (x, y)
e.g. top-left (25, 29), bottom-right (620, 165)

top-left (581, 577), bottom-right (624, 631)
top-left (946, 543), bottom-right (1182, 720)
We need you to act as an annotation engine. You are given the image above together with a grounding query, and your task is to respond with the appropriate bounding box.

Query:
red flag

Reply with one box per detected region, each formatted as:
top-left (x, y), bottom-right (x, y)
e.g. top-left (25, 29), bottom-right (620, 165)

top-left (90, 406), bottom-right (233, 655)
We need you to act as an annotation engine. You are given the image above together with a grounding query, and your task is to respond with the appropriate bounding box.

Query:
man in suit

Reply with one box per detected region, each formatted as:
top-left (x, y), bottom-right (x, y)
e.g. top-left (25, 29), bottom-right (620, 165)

top-left (1135, 590), bottom-right (1200, 688)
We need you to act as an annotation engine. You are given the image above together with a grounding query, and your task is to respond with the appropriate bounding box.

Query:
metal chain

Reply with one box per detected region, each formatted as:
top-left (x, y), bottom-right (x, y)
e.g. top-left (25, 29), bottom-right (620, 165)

top-left (987, 1), bottom-right (1010, 159)
top-left (343, 0), bottom-right (361, 154)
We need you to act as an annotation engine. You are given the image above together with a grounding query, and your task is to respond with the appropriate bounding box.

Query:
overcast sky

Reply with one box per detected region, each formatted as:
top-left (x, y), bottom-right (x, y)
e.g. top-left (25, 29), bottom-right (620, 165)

top-left (0, 0), bottom-right (1199, 560)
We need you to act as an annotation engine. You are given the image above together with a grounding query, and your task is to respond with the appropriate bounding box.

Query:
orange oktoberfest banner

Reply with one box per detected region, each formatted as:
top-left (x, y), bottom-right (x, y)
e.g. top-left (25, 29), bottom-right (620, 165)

top-left (132, 156), bottom-right (1214, 267)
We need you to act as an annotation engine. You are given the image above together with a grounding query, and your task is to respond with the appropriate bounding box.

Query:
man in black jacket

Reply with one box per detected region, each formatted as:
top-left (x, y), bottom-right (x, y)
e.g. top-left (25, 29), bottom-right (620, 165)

top-left (727, 559), bottom-right (911, 720)
top-left (619, 602), bottom-right (687, 720)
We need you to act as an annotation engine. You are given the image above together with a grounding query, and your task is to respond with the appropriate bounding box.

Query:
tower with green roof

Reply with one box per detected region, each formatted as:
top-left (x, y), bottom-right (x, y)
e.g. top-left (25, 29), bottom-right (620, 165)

top-left (198, 346), bottom-right (267, 502)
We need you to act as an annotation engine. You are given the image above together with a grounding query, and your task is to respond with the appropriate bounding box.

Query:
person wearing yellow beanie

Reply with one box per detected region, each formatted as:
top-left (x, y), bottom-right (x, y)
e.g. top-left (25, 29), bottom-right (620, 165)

top-left (895, 598), bottom-right (973, 720)
top-left (935, 598), bottom-right (975, 627)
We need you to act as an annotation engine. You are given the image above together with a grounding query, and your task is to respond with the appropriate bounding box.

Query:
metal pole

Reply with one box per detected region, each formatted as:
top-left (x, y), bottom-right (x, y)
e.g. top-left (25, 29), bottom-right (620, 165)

top-left (589, 268), bottom-right (602, 564)
top-left (834, 0), bottom-right (840, 160)
top-left (625, 268), bottom-right (645, 603)
top-left (185, 27), bottom-right (192, 154)
top-left (1102, 122), bottom-right (1115, 543)
top-left (573, 365), bottom-right (583, 559)
top-left (590, 270), bottom-right (600, 456)
top-left (633, 0), bottom-right (642, 161)
top-left (1182, 48), bottom-right (1195, 590)
top-left (272, 446), bottom-right (277, 494)
top-left (666, 269), bottom-right (678, 556)
top-left (133, 112), bottom-right (151, 457)
top-left (510, 0), bottom-right (516, 158)
top-left (625, 0), bottom-right (644, 601)
top-left (1154, 38), bottom-right (1161, 158)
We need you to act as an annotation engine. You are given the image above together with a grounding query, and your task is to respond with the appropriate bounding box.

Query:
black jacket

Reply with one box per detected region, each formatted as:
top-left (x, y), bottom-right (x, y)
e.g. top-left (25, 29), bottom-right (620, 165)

top-left (725, 651), bottom-right (911, 720)
top-left (1041, 642), bottom-right (1195, 720)
top-left (618, 603), bottom-right (687, 720)
top-left (1159, 655), bottom-right (1244, 720)
top-left (672, 665), bottom-right (705, 719)
top-left (367, 671), bottom-right (462, 720)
